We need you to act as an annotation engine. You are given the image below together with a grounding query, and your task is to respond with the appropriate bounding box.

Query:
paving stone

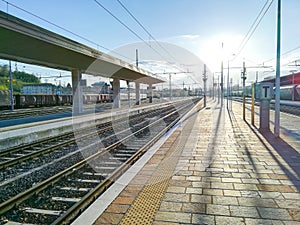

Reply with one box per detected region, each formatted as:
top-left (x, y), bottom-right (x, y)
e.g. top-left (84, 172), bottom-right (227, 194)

top-left (275, 199), bottom-right (300, 209)
top-left (163, 193), bottom-right (190, 202)
top-left (186, 187), bottom-right (203, 194)
top-left (159, 201), bottom-right (182, 212)
top-left (245, 218), bottom-right (284, 225)
top-left (207, 204), bottom-right (230, 216)
top-left (240, 190), bottom-right (260, 198)
top-left (234, 183), bottom-right (259, 191)
top-left (229, 205), bottom-right (260, 218)
top-left (192, 181), bottom-right (211, 188)
top-left (241, 178), bottom-right (260, 184)
top-left (237, 198), bottom-right (277, 207)
top-left (192, 214), bottom-right (215, 224)
top-left (257, 184), bottom-right (295, 192)
top-left (203, 188), bottom-right (223, 196)
top-left (288, 208), bottom-right (300, 221)
top-left (191, 194), bottom-right (212, 204)
top-left (258, 191), bottom-right (284, 199)
top-left (113, 196), bottom-right (135, 205)
top-left (223, 190), bottom-right (241, 197)
top-left (258, 207), bottom-right (293, 220)
top-left (215, 216), bottom-right (245, 225)
top-left (222, 177), bottom-right (242, 183)
top-left (282, 192), bottom-right (300, 199)
top-left (259, 179), bottom-right (282, 185)
top-left (105, 204), bottom-right (129, 213)
top-left (213, 196), bottom-right (239, 205)
top-left (155, 211), bottom-right (191, 223)
top-left (211, 182), bottom-right (234, 189)
top-left (166, 186), bottom-right (186, 193)
top-left (94, 212), bottom-right (124, 224)
top-left (182, 203), bottom-right (206, 213)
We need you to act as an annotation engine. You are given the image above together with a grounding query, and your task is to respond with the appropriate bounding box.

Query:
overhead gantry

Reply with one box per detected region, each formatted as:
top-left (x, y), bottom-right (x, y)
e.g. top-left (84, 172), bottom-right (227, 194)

top-left (0, 11), bottom-right (164, 114)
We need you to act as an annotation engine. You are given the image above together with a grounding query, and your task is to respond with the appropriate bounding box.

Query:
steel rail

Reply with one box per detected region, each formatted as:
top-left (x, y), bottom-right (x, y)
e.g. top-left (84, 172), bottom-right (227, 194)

top-left (0, 98), bottom-right (200, 222)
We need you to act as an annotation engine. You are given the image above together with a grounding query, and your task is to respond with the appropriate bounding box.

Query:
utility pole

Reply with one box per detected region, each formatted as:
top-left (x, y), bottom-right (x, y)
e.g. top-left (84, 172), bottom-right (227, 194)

top-left (241, 61), bottom-right (247, 121)
top-left (221, 43), bottom-right (224, 106)
top-left (169, 74), bottom-right (172, 100)
top-left (230, 78), bottom-right (233, 110)
top-left (227, 60), bottom-right (230, 109)
top-left (218, 75), bottom-right (220, 104)
top-left (256, 71), bottom-right (258, 83)
top-left (212, 73), bottom-right (215, 100)
top-left (202, 64), bottom-right (207, 107)
top-left (9, 60), bottom-right (14, 111)
top-left (274, 0), bottom-right (281, 137)
top-left (136, 49), bottom-right (138, 67)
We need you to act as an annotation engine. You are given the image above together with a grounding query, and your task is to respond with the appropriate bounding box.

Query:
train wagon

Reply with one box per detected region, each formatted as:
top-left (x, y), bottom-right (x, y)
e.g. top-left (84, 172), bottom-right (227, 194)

top-left (277, 84), bottom-right (300, 101)
top-left (0, 90), bottom-right (11, 109)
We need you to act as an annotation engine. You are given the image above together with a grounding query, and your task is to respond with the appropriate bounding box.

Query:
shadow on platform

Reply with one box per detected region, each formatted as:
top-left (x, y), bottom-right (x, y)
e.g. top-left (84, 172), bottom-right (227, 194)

top-left (245, 121), bottom-right (300, 193)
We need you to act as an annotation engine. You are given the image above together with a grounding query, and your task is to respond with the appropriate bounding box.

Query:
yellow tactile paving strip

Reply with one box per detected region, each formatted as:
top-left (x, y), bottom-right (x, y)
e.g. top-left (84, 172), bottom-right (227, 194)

top-left (120, 108), bottom-right (200, 224)
top-left (94, 102), bottom-right (202, 225)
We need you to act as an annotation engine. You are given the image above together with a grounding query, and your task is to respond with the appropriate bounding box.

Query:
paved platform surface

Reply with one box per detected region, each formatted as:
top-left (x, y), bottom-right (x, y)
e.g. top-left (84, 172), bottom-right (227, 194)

top-left (91, 99), bottom-right (300, 225)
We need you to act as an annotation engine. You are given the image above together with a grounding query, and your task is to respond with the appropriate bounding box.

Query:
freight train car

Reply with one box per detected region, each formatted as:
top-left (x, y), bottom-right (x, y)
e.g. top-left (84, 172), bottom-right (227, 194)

top-left (0, 90), bottom-right (11, 109)
top-left (276, 84), bottom-right (300, 101)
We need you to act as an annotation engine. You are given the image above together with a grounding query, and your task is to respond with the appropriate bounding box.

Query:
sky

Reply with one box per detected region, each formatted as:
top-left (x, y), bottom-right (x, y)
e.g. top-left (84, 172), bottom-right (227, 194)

top-left (1, 0), bottom-right (300, 89)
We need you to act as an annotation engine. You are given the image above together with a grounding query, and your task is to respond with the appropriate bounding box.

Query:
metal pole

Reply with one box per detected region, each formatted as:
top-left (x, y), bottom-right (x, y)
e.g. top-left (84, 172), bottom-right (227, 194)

top-left (242, 61), bottom-right (246, 121)
top-left (274, 0), bottom-right (281, 137)
top-left (136, 49), bottom-right (138, 67)
top-left (169, 74), bottom-right (172, 100)
top-left (9, 60), bottom-right (14, 111)
top-left (221, 43), bottom-right (224, 106)
top-left (203, 64), bottom-right (207, 107)
top-left (230, 78), bottom-right (233, 110)
top-left (212, 73), bottom-right (215, 100)
top-left (227, 60), bottom-right (229, 109)
top-left (218, 75), bottom-right (220, 104)
top-left (251, 83), bottom-right (255, 125)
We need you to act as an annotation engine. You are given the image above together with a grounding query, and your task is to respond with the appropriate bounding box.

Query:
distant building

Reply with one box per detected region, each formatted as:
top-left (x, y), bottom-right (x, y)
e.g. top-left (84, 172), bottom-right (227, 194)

top-left (91, 82), bottom-right (110, 94)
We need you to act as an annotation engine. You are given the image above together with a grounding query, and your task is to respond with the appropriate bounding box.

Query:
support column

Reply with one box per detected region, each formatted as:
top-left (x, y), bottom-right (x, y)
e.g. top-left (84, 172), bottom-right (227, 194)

top-left (127, 81), bottom-right (130, 107)
top-left (135, 82), bottom-right (140, 105)
top-left (148, 83), bottom-right (153, 103)
top-left (72, 69), bottom-right (83, 115)
top-left (113, 78), bottom-right (120, 108)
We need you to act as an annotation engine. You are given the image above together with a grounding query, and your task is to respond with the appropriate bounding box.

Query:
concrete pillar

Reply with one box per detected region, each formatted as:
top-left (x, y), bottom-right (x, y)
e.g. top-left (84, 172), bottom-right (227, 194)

top-left (135, 82), bottom-right (140, 105)
top-left (113, 78), bottom-right (120, 108)
top-left (149, 83), bottom-right (153, 103)
top-left (259, 100), bottom-right (270, 131)
top-left (126, 81), bottom-right (131, 107)
top-left (71, 69), bottom-right (83, 115)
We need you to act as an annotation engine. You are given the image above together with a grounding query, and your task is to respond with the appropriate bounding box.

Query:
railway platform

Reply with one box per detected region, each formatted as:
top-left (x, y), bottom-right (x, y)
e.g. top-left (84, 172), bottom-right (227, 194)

top-left (0, 100), bottom-right (170, 151)
top-left (73, 99), bottom-right (300, 225)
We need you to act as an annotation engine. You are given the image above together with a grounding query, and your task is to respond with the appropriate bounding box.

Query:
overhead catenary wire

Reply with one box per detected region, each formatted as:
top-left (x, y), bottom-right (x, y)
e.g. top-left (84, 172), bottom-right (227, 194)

top-left (234, 0), bottom-right (274, 59)
top-left (262, 45), bottom-right (300, 65)
top-left (1, 0), bottom-right (134, 63)
top-left (94, 0), bottom-right (192, 76)
top-left (93, 0), bottom-right (170, 63)
top-left (116, 0), bottom-right (180, 64)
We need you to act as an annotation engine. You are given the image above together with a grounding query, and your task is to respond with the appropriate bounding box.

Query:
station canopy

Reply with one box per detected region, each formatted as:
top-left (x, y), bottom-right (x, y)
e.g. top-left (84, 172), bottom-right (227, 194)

top-left (0, 11), bottom-right (164, 84)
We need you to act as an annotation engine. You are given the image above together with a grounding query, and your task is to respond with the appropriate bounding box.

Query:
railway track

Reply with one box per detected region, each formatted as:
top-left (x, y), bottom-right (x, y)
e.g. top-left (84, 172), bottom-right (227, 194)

top-left (0, 103), bottom-right (114, 121)
top-left (0, 97), bottom-right (201, 225)
top-left (0, 103), bottom-right (178, 200)
top-left (0, 106), bottom-right (73, 120)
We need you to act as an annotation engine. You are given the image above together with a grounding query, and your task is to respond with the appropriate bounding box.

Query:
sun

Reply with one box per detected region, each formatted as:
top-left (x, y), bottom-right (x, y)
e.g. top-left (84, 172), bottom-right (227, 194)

top-left (198, 34), bottom-right (244, 72)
